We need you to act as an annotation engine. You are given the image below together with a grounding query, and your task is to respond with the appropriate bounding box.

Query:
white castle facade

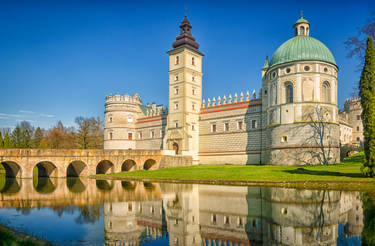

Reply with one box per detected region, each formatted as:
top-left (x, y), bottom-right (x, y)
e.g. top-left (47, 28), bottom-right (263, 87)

top-left (103, 15), bottom-right (355, 165)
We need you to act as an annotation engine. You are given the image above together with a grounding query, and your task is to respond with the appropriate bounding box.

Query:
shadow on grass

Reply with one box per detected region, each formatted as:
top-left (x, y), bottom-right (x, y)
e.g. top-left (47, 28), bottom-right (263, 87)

top-left (283, 168), bottom-right (364, 178)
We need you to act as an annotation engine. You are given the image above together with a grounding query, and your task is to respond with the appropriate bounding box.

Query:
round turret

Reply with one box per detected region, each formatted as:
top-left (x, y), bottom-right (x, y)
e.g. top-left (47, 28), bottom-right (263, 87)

top-left (104, 93), bottom-right (142, 149)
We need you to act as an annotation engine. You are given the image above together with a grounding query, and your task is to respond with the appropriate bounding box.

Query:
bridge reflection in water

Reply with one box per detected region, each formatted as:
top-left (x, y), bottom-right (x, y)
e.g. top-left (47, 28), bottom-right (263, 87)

top-left (0, 177), bottom-right (365, 245)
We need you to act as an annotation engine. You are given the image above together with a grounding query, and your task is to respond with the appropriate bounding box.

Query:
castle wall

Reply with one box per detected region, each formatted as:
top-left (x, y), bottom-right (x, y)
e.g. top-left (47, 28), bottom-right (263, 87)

top-left (344, 98), bottom-right (363, 146)
top-left (198, 99), bottom-right (263, 165)
top-left (135, 115), bottom-right (167, 150)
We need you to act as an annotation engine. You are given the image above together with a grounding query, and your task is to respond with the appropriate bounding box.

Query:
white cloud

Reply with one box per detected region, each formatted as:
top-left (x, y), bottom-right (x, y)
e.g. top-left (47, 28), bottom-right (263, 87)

top-left (19, 110), bottom-right (35, 114)
top-left (0, 113), bottom-right (21, 118)
top-left (16, 119), bottom-right (36, 123)
top-left (40, 114), bottom-right (55, 118)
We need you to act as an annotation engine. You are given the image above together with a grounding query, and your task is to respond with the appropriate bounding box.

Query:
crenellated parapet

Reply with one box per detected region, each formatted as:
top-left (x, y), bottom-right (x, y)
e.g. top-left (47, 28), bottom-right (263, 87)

top-left (105, 93), bottom-right (142, 105)
top-left (202, 90), bottom-right (258, 108)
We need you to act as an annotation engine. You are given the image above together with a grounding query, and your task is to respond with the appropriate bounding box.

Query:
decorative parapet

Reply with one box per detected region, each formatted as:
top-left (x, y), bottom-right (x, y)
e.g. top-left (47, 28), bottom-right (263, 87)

top-left (105, 93), bottom-right (142, 104)
top-left (202, 90), bottom-right (259, 108)
top-left (140, 103), bottom-right (168, 117)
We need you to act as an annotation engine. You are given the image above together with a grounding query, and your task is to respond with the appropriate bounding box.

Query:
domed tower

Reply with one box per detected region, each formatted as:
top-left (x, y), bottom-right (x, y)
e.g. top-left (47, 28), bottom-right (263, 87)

top-left (262, 15), bottom-right (340, 165)
top-left (104, 93), bottom-right (142, 149)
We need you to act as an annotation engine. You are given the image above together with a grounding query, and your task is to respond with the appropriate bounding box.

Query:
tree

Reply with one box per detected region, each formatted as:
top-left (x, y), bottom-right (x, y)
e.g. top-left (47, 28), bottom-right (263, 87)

top-left (32, 127), bottom-right (44, 148)
top-left (38, 138), bottom-right (48, 149)
top-left (75, 117), bottom-right (91, 149)
top-left (359, 37), bottom-right (375, 177)
top-left (0, 132), bottom-right (3, 148)
top-left (289, 105), bottom-right (339, 165)
top-left (11, 121), bottom-right (34, 148)
top-left (345, 13), bottom-right (375, 69)
top-left (3, 133), bottom-right (12, 148)
top-left (75, 116), bottom-right (103, 149)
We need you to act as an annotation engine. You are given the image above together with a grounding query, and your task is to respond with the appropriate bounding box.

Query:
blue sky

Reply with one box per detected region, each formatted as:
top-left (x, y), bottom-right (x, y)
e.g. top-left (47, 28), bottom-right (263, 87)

top-left (0, 0), bottom-right (373, 129)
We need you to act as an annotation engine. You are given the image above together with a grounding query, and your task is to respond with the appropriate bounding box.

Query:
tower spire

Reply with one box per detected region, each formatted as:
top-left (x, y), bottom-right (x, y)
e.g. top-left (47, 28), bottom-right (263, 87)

top-left (171, 12), bottom-right (200, 50)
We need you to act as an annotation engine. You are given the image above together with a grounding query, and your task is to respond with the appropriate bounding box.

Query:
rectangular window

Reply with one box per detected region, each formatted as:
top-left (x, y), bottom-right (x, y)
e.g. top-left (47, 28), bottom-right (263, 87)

top-left (150, 130), bottom-right (155, 139)
top-left (211, 214), bottom-right (217, 225)
top-left (174, 75), bottom-right (178, 81)
top-left (357, 126), bottom-right (360, 131)
top-left (175, 56), bottom-right (179, 65)
top-left (238, 121), bottom-right (243, 130)
top-left (109, 117), bottom-right (112, 123)
top-left (357, 115), bottom-right (361, 120)
top-left (281, 135), bottom-right (288, 143)
top-left (128, 132), bottom-right (133, 140)
top-left (252, 120), bottom-right (257, 129)
top-left (192, 57), bottom-right (195, 65)
top-left (192, 103), bottom-right (195, 110)
top-left (138, 132), bottom-right (143, 139)
top-left (224, 122), bottom-right (230, 131)
top-left (175, 122), bottom-right (178, 128)
top-left (192, 76), bottom-right (195, 82)
top-left (211, 124), bottom-right (216, 133)
top-left (191, 124), bottom-right (195, 131)
top-left (109, 132), bottom-right (113, 140)
top-left (192, 88), bottom-right (195, 95)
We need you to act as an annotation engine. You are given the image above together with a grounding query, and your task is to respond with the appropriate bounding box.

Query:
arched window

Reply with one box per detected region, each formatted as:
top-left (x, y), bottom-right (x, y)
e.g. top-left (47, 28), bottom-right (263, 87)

top-left (285, 83), bottom-right (293, 103)
top-left (300, 26), bottom-right (305, 35)
top-left (192, 57), bottom-right (195, 65)
top-left (294, 28), bottom-right (298, 36)
top-left (175, 56), bottom-right (179, 65)
top-left (321, 81), bottom-right (331, 103)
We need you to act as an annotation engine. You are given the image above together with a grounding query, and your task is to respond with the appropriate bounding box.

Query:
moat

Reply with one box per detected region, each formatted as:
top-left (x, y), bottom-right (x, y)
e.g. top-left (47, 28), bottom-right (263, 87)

top-left (0, 177), bottom-right (372, 245)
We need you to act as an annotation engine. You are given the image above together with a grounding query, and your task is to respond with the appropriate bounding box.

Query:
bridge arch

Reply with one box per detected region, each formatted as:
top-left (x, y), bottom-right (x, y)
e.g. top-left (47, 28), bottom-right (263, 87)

top-left (35, 161), bottom-right (57, 177)
top-left (67, 160), bottom-right (87, 177)
top-left (0, 161), bottom-right (21, 178)
top-left (143, 159), bottom-right (156, 170)
top-left (121, 159), bottom-right (136, 172)
top-left (96, 160), bottom-right (114, 174)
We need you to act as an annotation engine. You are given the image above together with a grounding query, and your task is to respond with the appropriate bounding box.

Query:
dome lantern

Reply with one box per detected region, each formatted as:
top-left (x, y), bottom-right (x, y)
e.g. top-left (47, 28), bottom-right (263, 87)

top-left (294, 11), bottom-right (310, 36)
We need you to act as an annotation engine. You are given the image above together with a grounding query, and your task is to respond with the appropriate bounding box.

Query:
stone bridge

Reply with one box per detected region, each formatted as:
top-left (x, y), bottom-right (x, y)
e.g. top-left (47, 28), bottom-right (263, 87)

top-left (0, 149), bottom-right (192, 179)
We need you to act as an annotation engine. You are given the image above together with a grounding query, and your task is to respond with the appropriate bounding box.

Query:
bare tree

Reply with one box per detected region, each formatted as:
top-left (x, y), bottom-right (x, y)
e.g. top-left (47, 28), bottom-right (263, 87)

top-left (345, 13), bottom-right (375, 69)
top-left (288, 106), bottom-right (338, 165)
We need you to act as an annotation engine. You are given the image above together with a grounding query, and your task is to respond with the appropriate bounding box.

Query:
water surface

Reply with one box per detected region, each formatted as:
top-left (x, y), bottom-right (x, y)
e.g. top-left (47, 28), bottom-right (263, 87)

top-left (0, 177), bottom-right (372, 245)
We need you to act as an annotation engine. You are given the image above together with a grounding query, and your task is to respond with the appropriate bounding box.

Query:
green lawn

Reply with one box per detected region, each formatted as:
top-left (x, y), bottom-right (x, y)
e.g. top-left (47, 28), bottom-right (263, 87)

top-left (103, 152), bottom-right (375, 186)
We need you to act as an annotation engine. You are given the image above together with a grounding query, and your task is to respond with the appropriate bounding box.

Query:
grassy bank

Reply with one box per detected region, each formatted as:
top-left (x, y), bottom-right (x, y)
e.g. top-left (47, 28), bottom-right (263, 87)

top-left (101, 152), bottom-right (375, 190)
top-left (0, 225), bottom-right (51, 246)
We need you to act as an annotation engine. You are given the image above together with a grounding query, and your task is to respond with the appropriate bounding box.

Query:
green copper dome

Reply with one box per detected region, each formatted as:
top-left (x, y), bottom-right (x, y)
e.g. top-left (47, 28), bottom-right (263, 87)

top-left (269, 36), bottom-right (336, 68)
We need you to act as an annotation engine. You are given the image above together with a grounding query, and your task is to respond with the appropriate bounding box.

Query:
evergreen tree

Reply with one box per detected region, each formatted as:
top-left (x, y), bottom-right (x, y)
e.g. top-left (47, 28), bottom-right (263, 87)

top-left (0, 132), bottom-right (3, 148)
top-left (3, 133), bottom-right (12, 148)
top-left (359, 37), bottom-right (375, 177)
top-left (33, 127), bottom-right (44, 148)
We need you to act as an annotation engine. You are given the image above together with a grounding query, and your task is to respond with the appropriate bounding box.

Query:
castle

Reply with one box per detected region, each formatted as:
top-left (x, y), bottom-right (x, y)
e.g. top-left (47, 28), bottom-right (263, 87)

top-left (104, 14), bottom-right (361, 165)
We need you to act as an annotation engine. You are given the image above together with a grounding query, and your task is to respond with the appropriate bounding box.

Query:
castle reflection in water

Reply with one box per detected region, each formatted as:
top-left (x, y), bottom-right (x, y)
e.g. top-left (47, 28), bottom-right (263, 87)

top-left (0, 178), bottom-right (364, 245)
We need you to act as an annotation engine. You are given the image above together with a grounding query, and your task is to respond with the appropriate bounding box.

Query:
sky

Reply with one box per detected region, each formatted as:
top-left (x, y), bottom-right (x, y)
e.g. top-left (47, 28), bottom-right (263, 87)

top-left (0, 0), bottom-right (374, 129)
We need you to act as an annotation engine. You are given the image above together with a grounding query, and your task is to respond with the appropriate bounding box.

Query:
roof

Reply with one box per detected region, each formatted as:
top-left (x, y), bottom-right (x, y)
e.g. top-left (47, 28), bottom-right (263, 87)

top-left (295, 17), bottom-right (309, 25)
top-left (269, 36), bottom-right (336, 68)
